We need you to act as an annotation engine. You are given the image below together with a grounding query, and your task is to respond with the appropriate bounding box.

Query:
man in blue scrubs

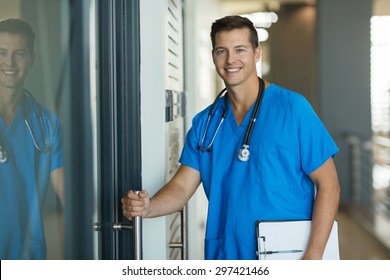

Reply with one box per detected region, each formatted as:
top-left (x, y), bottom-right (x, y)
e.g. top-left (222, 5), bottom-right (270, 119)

top-left (122, 15), bottom-right (340, 260)
top-left (0, 19), bottom-right (64, 259)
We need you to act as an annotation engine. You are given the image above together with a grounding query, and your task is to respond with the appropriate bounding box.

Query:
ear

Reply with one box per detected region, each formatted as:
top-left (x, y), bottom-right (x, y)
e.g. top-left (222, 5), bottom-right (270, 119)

top-left (255, 45), bottom-right (261, 62)
top-left (29, 51), bottom-right (36, 67)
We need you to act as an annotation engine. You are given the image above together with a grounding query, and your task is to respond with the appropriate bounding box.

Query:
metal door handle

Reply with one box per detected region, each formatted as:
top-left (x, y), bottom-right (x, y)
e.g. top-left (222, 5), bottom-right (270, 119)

top-left (132, 216), bottom-right (142, 260)
top-left (113, 216), bottom-right (142, 260)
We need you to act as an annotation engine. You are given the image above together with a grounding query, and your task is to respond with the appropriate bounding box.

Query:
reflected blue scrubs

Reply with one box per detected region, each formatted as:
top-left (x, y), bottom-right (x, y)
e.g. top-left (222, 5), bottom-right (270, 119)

top-left (0, 97), bottom-right (63, 259)
top-left (179, 84), bottom-right (339, 260)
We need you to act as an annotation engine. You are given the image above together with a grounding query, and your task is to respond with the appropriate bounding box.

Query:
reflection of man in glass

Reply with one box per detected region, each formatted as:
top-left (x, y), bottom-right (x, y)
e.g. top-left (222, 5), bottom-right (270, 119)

top-left (0, 18), bottom-right (64, 259)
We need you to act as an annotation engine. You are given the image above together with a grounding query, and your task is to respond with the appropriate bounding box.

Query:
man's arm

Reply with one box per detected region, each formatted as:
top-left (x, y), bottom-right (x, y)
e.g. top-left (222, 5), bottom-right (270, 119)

top-left (50, 167), bottom-right (65, 206)
top-left (303, 157), bottom-right (340, 260)
top-left (122, 164), bottom-right (201, 220)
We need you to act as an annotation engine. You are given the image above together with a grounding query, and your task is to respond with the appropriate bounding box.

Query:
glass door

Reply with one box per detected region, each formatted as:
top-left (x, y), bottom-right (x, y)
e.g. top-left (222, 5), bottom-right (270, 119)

top-left (0, 0), bottom-right (141, 260)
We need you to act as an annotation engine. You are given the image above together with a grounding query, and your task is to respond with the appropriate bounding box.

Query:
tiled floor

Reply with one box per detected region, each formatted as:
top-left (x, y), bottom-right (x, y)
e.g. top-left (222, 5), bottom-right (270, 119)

top-left (337, 207), bottom-right (390, 260)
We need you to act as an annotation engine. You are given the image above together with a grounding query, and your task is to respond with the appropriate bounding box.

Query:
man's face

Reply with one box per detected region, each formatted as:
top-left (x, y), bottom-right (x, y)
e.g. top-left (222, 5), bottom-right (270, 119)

top-left (212, 28), bottom-right (260, 88)
top-left (0, 32), bottom-right (35, 91)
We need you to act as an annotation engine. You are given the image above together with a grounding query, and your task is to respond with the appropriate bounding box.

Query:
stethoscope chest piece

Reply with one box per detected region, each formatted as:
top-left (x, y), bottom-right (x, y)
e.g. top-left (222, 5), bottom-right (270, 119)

top-left (237, 145), bottom-right (250, 162)
top-left (0, 146), bottom-right (8, 163)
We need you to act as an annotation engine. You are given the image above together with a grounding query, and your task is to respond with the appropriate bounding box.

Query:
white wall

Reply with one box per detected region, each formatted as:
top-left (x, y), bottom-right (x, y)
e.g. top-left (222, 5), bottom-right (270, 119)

top-left (140, 0), bottom-right (224, 260)
top-left (140, 0), bottom-right (169, 260)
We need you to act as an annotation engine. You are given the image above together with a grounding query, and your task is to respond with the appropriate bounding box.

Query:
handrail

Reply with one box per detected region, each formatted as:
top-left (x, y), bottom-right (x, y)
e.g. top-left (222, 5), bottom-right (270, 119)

top-left (168, 206), bottom-right (188, 259)
top-left (344, 133), bottom-right (390, 250)
top-left (373, 135), bottom-right (390, 148)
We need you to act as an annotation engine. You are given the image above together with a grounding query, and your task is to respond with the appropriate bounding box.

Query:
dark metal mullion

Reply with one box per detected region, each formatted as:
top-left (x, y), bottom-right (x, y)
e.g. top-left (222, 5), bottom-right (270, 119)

top-left (116, 0), bottom-right (142, 260)
top-left (112, 0), bottom-right (123, 260)
top-left (98, 0), bottom-right (141, 260)
top-left (65, 0), bottom-right (94, 260)
top-left (97, 0), bottom-right (116, 260)
top-left (110, 0), bottom-right (121, 260)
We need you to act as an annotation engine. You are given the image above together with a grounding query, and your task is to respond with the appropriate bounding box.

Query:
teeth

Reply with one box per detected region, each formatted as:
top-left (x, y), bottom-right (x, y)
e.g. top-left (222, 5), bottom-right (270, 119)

top-left (226, 68), bottom-right (240, 73)
top-left (2, 70), bottom-right (16, 75)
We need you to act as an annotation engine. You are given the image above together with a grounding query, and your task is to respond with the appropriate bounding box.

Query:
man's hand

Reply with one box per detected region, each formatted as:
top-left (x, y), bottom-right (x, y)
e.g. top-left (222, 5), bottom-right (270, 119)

top-left (121, 190), bottom-right (150, 220)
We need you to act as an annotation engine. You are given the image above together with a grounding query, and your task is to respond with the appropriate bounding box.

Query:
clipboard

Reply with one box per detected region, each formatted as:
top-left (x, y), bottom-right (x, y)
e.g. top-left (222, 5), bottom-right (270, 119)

top-left (256, 220), bottom-right (340, 260)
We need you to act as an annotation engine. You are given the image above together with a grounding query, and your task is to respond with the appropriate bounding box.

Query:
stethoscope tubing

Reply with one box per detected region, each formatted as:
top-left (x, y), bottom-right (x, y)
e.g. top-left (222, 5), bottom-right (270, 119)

top-left (0, 89), bottom-right (50, 163)
top-left (242, 78), bottom-right (265, 147)
top-left (22, 89), bottom-right (50, 153)
top-left (198, 77), bottom-right (265, 161)
top-left (198, 88), bottom-right (228, 152)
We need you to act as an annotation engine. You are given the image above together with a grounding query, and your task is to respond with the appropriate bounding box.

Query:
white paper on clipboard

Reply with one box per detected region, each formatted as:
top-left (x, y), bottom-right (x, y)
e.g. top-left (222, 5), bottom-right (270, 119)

top-left (256, 220), bottom-right (340, 260)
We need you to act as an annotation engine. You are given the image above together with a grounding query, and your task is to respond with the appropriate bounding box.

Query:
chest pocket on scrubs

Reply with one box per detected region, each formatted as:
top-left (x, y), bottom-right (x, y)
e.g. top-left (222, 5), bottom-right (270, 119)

top-left (255, 143), bottom-right (299, 188)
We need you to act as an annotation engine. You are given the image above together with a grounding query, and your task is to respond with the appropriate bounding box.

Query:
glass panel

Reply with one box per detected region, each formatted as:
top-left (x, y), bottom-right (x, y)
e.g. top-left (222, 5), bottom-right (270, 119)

top-left (370, 15), bottom-right (390, 249)
top-left (0, 0), bottom-right (98, 259)
top-left (89, 0), bottom-right (100, 261)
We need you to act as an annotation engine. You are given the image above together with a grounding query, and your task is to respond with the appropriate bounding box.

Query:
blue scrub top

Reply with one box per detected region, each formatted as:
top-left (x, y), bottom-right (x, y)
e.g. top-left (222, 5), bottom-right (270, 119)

top-left (0, 97), bottom-right (63, 259)
top-left (179, 83), bottom-right (339, 260)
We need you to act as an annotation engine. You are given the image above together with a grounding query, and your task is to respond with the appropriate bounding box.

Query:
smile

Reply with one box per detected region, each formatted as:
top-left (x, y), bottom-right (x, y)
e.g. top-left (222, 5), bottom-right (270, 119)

top-left (1, 70), bottom-right (17, 75)
top-left (226, 68), bottom-right (240, 73)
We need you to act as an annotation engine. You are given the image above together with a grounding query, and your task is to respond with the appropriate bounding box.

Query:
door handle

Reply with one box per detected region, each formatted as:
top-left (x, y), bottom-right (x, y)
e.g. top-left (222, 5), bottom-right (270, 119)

top-left (112, 223), bottom-right (133, 231)
top-left (113, 216), bottom-right (142, 260)
top-left (132, 216), bottom-right (142, 260)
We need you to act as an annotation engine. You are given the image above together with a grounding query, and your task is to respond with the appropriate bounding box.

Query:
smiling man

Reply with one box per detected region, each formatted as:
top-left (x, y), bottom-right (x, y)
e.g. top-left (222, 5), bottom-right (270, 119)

top-left (121, 15), bottom-right (340, 260)
top-left (0, 18), bottom-right (64, 259)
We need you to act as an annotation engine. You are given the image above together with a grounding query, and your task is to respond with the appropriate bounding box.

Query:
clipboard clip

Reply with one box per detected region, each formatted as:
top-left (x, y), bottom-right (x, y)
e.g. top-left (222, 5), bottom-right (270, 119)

top-left (257, 236), bottom-right (303, 259)
top-left (259, 249), bottom-right (304, 255)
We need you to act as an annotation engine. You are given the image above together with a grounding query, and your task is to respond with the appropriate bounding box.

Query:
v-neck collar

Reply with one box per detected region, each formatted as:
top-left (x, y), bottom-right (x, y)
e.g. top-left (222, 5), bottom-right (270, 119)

top-left (225, 97), bottom-right (256, 134)
top-left (0, 104), bottom-right (24, 135)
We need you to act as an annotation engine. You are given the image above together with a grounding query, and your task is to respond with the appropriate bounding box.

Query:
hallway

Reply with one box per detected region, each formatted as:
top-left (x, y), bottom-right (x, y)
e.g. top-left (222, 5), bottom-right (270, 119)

top-left (337, 206), bottom-right (390, 260)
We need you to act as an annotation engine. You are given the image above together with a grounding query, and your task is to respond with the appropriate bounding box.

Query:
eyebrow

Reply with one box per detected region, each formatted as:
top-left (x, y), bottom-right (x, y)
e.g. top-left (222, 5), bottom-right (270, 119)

top-left (0, 47), bottom-right (28, 52)
top-left (234, 45), bottom-right (249, 49)
top-left (214, 44), bottom-right (249, 50)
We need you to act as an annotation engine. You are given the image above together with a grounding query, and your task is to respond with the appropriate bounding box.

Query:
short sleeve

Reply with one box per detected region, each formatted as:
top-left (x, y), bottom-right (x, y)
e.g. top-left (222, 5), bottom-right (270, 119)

top-left (179, 122), bottom-right (201, 172)
top-left (47, 113), bottom-right (64, 172)
top-left (293, 95), bottom-right (339, 174)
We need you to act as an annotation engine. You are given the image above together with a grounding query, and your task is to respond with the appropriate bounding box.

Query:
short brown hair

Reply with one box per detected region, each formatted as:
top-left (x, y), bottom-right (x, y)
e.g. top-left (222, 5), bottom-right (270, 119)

top-left (210, 15), bottom-right (259, 50)
top-left (0, 18), bottom-right (35, 53)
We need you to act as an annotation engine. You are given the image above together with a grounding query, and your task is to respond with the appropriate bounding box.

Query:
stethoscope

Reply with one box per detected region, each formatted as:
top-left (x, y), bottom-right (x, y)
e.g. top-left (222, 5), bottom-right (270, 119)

top-left (198, 77), bottom-right (265, 162)
top-left (0, 89), bottom-right (50, 164)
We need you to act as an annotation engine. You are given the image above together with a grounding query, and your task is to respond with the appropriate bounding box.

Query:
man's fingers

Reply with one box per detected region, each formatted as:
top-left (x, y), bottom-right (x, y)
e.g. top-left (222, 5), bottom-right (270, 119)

top-left (121, 190), bottom-right (148, 220)
top-left (137, 190), bottom-right (148, 199)
top-left (123, 207), bottom-right (144, 220)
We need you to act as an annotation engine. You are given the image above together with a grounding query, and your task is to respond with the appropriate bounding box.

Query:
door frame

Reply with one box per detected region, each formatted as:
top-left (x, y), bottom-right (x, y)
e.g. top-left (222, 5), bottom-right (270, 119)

top-left (98, 0), bottom-right (142, 260)
top-left (65, 0), bottom-right (141, 260)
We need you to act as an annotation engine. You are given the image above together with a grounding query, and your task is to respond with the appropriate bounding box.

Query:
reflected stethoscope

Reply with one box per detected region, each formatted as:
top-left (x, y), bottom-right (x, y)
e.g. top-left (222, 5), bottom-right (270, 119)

top-left (0, 89), bottom-right (50, 164)
top-left (198, 77), bottom-right (265, 162)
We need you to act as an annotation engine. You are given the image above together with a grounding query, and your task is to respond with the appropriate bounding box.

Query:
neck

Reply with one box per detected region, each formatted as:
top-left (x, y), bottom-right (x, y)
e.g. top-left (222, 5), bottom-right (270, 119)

top-left (226, 76), bottom-right (260, 126)
top-left (0, 88), bottom-right (24, 126)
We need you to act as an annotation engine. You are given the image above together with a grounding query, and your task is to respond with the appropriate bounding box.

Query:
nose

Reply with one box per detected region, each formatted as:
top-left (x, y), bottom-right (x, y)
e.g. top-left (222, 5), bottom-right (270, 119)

top-left (0, 53), bottom-right (15, 67)
top-left (226, 51), bottom-right (236, 64)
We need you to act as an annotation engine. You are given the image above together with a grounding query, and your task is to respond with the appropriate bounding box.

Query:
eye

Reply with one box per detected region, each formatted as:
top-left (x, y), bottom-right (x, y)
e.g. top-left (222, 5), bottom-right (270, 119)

top-left (0, 50), bottom-right (7, 57)
top-left (15, 51), bottom-right (28, 59)
top-left (236, 48), bottom-right (246, 54)
top-left (215, 49), bottom-right (227, 56)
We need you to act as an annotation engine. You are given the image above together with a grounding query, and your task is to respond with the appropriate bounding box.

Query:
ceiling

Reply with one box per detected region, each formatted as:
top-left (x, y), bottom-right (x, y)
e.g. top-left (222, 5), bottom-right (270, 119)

top-left (219, 0), bottom-right (390, 15)
top-left (218, 0), bottom-right (316, 15)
